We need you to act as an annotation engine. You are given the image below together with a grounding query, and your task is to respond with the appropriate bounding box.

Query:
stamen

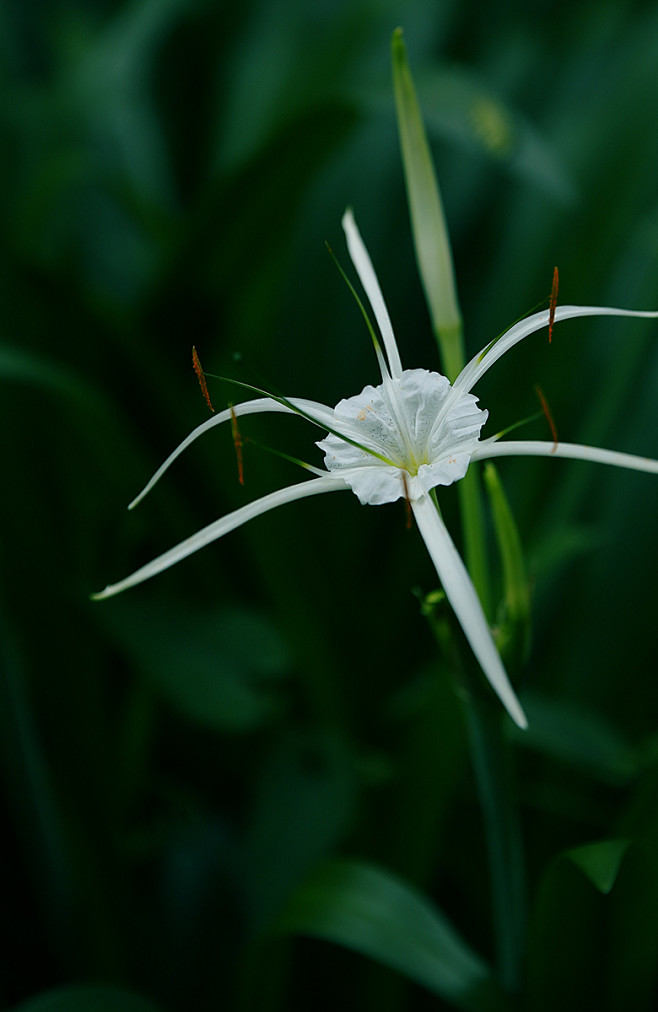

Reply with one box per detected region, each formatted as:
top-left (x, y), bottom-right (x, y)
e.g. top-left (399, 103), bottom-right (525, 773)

top-left (192, 346), bottom-right (215, 412)
top-left (548, 266), bottom-right (559, 343)
top-left (535, 384), bottom-right (558, 452)
top-left (229, 404), bottom-right (245, 485)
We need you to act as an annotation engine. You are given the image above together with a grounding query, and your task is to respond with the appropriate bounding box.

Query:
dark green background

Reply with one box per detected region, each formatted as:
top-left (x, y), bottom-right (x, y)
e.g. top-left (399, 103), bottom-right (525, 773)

top-left (2, 1), bottom-right (658, 1009)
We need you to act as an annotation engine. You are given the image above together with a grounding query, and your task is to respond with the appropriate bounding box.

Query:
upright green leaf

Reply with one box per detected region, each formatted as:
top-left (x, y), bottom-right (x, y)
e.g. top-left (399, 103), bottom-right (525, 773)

top-left (392, 29), bottom-right (491, 610)
top-left (392, 28), bottom-right (463, 380)
top-left (483, 463), bottom-right (531, 668)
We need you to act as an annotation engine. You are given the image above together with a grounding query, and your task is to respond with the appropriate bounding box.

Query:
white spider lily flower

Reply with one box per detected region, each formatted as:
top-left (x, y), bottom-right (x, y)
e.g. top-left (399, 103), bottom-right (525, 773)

top-left (93, 209), bottom-right (658, 730)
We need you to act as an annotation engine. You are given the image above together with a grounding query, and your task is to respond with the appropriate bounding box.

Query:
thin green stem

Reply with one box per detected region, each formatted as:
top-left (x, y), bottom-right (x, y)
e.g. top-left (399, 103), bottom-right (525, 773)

top-left (465, 698), bottom-right (525, 993)
top-left (394, 29), bottom-right (525, 995)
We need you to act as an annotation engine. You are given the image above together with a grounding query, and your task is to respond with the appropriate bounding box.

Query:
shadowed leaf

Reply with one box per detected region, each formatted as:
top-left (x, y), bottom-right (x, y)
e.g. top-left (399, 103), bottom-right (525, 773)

top-left (275, 859), bottom-right (510, 1011)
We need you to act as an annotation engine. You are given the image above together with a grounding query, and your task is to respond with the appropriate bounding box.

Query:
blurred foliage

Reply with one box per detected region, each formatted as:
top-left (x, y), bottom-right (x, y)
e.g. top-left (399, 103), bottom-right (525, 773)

top-left (2, 0), bottom-right (658, 1009)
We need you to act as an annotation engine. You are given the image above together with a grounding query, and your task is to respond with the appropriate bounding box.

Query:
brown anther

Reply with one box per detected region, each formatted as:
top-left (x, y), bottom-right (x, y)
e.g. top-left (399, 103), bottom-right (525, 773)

top-left (192, 346), bottom-right (214, 413)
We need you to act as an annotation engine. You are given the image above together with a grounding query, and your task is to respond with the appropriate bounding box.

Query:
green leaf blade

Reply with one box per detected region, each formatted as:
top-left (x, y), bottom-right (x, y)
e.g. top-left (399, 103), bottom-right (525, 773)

top-left (276, 859), bottom-right (510, 1012)
top-left (392, 28), bottom-right (464, 380)
top-left (483, 463), bottom-right (531, 667)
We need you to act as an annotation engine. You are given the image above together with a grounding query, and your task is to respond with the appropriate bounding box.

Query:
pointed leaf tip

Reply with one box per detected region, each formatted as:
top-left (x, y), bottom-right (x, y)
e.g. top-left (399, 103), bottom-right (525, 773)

top-left (566, 839), bottom-right (631, 894)
top-left (391, 29), bottom-right (463, 378)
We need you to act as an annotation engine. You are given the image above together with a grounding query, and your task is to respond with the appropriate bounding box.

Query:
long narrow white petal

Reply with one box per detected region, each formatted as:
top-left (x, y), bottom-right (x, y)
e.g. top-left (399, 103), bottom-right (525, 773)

top-left (93, 476), bottom-right (349, 600)
top-left (411, 494), bottom-right (527, 729)
top-left (473, 439), bottom-right (658, 473)
top-left (455, 306), bottom-right (658, 394)
top-left (129, 396), bottom-right (337, 510)
top-left (342, 208), bottom-right (404, 380)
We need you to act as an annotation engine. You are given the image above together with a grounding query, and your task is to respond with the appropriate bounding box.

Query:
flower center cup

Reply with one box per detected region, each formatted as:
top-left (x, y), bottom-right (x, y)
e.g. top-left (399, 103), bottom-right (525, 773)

top-left (317, 368), bottom-right (488, 505)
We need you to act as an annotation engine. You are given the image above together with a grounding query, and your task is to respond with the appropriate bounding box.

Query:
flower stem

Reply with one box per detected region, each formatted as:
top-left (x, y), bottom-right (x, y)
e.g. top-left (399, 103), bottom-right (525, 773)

top-left (392, 29), bottom-right (463, 371)
top-left (465, 697), bottom-right (525, 993)
top-left (394, 28), bottom-right (525, 992)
